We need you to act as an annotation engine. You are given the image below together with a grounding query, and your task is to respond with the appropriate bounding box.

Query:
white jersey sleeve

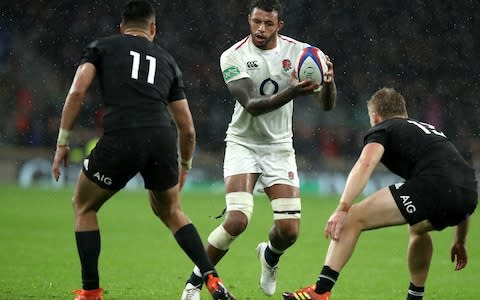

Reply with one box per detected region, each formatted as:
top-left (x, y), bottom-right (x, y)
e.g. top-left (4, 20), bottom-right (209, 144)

top-left (220, 39), bottom-right (250, 84)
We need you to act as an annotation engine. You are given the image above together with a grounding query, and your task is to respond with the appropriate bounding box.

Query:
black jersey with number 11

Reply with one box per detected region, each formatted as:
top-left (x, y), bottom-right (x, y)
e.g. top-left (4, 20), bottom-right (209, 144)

top-left (79, 34), bottom-right (186, 133)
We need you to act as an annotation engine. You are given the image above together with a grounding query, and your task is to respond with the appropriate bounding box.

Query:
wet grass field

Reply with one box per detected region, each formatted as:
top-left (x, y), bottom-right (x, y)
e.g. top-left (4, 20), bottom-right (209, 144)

top-left (0, 184), bottom-right (478, 299)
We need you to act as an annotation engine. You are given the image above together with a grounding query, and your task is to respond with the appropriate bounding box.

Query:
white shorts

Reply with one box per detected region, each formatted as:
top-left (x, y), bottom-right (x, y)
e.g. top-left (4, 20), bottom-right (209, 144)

top-left (223, 141), bottom-right (300, 189)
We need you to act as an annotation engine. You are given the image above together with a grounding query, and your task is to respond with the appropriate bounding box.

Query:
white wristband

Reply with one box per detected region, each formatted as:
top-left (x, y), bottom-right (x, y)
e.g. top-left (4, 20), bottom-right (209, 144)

top-left (57, 128), bottom-right (71, 146)
top-left (180, 158), bottom-right (192, 171)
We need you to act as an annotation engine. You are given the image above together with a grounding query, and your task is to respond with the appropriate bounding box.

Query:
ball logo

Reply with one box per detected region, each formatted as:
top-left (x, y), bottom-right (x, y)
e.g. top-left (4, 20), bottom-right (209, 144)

top-left (302, 66), bottom-right (316, 79)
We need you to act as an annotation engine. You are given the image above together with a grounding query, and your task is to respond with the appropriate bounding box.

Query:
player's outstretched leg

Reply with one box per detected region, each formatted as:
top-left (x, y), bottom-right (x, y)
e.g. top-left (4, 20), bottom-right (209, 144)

top-left (256, 242), bottom-right (279, 296)
top-left (282, 284), bottom-right (331, 300)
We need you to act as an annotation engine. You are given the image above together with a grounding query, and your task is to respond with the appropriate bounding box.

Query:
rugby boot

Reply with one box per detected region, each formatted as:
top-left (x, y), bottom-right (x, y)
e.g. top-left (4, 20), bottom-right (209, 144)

top-left (205, 274), bottom-right (237, 300)
top-left (282, 284), bottom-right (331, 300)
top-left (256, 242), bottom-right (278, 296)
top-left (181, 282), bottom-right (201, 300)
top-left (72, 288), bottom-right (103, 300)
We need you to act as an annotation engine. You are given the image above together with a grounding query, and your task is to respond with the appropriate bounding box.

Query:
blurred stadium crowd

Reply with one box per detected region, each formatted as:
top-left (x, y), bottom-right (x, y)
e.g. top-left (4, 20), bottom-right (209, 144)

top-left (0, 0), bottom-right (478, 172)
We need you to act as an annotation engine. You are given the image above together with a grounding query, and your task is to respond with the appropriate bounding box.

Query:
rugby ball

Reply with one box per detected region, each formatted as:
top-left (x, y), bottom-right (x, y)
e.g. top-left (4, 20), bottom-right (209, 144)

top-left (296, 46), bottom-right (328, 85)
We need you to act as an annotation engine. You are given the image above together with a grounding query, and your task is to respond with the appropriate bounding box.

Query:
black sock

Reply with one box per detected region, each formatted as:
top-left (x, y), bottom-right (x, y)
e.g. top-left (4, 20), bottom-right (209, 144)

top-left (174, 224), bottom-right (217, 281)
top-left (407, 282), bottom-right (424, 300)
top-left (75, 230), bottom-right (101, 290)
top-left (315, 265), bottom-right (339, 294)
top-left (264, 245), bottom-right (282, 267)
top-left (187, 271), bottom-right (204, 287)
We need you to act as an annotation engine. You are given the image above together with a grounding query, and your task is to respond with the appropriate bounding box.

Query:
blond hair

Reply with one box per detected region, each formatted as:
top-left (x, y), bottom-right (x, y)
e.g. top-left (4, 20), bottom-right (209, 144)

top-left (367, 87), bottom-right (407, 119)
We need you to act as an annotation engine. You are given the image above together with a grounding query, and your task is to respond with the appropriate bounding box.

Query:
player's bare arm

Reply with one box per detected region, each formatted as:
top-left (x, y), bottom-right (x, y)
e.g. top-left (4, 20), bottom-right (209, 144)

top-left (451, 218), bottom-right (469, 271)
top-left (324, 142), bottom-right (384, 240)
top-left (51, 62), bottom-right (96, 181)
top-left (168, 99), bottom-right (196, 189)
top-left (314, 57), bottom-right (336, 111)
top-left (59, 63), bottom-right (96, 131)
top-left (227, 77), bottom-right (319, 116)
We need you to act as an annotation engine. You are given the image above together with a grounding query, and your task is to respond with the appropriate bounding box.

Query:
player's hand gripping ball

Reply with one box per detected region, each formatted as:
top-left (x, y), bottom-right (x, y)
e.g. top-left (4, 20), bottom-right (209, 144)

top-left (296, 46), bottom-right (328, 86)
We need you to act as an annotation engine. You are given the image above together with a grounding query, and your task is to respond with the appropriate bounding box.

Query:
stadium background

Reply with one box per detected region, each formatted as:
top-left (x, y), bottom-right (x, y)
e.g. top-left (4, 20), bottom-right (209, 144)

top-left (0, 1), bottom-right (478, 192)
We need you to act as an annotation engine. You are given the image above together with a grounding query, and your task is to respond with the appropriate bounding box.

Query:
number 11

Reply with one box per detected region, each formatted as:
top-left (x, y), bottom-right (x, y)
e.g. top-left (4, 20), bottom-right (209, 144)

top-left (130, 50), bottom-right (156, 84)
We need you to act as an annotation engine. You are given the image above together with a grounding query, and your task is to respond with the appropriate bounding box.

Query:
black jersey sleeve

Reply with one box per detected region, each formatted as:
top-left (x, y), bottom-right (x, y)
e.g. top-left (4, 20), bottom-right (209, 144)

top-left (168, 58), bottom-right (186, 102)
top-left (364, 128), bottom-right (387, 146)
top-left (79, 40), bottom-right (102, 67)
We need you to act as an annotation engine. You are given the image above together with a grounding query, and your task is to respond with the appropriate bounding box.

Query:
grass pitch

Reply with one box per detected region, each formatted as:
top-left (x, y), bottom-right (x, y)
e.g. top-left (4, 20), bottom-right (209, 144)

top-left (0, 184), bottom-right (478, 299)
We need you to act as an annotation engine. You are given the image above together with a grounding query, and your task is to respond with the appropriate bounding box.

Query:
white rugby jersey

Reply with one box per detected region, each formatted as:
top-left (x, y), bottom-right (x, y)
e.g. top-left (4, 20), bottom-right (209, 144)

top-left (220, 34), bottom-right (310, 144)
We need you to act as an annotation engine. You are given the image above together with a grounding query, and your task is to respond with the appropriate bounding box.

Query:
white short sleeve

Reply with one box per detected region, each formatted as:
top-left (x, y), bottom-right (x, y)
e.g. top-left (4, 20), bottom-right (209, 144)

top-left (220, 50), bottom-right (249, 84)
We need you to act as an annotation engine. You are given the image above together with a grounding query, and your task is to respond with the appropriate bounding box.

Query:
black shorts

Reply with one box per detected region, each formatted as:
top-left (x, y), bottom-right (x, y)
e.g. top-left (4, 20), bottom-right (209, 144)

top-left (389, 176), bottom-right (477, 231)
top-left (83, 127), bottom-right (179, 191)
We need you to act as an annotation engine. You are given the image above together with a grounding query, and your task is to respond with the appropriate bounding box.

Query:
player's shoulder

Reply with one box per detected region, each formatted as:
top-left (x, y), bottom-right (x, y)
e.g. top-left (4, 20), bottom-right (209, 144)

top-left (366, 118), bottom-right (397, 136)
top-left (85, 34), bottom-right (128, 52)
top-left (220, 36), bottom-right (251, 65)
top-left (221, 35), bottom-right (250, 56)
top-left (379, 118), bottom-right (406, 129)
top-left (278, 34), bottom-right (310, 49)
top-left (367, 118), bottom-right (413, 141)
top-left (278, 34), bottom-right (307, 45)
top-left (93, 34), bottom-right (122, 45)
top-left (148, 40), bottom-right (173, 58)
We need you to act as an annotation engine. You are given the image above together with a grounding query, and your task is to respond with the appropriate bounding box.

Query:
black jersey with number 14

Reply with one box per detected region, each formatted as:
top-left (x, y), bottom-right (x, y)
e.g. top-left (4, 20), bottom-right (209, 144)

top-left (79, 34), bottom-right (186, 133)
top-left (364, 118), bottom-right (477, 191)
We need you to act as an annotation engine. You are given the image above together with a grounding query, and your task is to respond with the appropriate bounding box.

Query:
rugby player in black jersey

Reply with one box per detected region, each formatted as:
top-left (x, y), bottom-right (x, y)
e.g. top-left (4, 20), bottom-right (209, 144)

top-left (51, 1), bottom-right (235, 299)
top-left (283, 87), bottom-right (477, 300)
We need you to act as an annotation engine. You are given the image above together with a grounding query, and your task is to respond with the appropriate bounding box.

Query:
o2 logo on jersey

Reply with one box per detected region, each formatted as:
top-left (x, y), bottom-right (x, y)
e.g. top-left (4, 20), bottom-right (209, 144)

top-left (259, 78), bottom-right (279, 95)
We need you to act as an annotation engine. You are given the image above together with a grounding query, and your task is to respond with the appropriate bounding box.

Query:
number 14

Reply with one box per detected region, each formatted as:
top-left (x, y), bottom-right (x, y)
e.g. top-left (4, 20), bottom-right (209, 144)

top-left (408, 120), bottom-right (446, 137)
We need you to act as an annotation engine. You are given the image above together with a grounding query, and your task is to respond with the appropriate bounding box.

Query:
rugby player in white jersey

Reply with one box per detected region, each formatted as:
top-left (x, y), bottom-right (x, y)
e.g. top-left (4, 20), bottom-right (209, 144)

top-left (181, 1), bottom-right (336, 299)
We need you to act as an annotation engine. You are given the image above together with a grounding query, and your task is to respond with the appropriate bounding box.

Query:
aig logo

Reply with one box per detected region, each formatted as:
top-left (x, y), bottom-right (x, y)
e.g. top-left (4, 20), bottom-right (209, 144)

top-left (84, 158), bottom-right (113, 186)
top-left (246, 60), bottom-right (259, 69)
top-left (400, 195), bottom-right (416, 213)
top-left (93, 172), bottom-right (113, 186)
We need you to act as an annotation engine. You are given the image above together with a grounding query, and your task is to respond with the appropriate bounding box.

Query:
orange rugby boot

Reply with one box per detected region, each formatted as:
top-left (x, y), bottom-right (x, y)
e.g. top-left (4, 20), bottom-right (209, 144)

top-left (72, 288), bottom-right (103, 300)
top-left (282, 284), bottom-right (331, 300)
top-left (205, 274), bottom-right (237, 300)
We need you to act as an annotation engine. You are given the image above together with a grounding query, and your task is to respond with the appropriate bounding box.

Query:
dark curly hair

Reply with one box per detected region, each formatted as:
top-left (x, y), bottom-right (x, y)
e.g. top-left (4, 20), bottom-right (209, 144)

top-left (249, 0), bottom-right (283, 20)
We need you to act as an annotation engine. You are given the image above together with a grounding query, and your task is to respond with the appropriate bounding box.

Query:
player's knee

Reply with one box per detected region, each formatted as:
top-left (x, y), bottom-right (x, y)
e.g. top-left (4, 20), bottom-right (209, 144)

top-left (348, 205), bottom-right (370, 231)
top-left (271, 198), bottom-right (301, 242)
top-left (72, 195), bottom-right (93, 215)
top-left (275, 219), bottom-right (300, 243)
top-left (271, 197), bottom-right (301, 220)
top-left (224, 210), bottom-right (249, 236)
top-left (207, 193), bottom-right (254, 250)
top-left (226, 192), bottom-right (254, 224)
